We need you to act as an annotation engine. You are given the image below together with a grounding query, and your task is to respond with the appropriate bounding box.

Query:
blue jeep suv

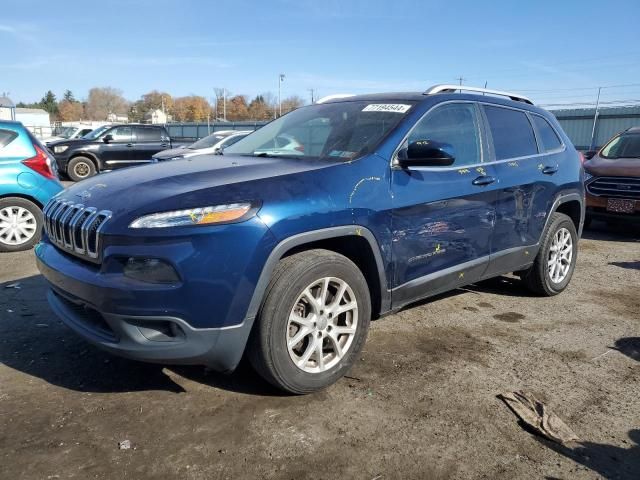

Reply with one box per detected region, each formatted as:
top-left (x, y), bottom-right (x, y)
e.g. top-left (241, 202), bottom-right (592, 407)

top-left (35, 85), bottom-right (585, 393)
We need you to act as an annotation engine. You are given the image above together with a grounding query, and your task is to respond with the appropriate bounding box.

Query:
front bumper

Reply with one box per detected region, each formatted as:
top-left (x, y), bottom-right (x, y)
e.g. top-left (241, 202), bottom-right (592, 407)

top-left (35, 218), bottom-right (275, 371)
top-left (46, 288), bottom-right (251, 369)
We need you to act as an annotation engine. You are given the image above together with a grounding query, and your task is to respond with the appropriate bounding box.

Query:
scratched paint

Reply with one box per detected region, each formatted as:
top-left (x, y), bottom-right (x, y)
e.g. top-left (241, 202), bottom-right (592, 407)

top-left (349, 176), bottom-right (381, 204)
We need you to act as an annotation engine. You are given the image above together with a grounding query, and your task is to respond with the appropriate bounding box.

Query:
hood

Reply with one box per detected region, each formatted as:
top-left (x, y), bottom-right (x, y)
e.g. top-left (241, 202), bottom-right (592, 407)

top-left (152, 146), bottom-right (197, 160)
top-left (48, 138), bottom-right (94, 148)
top-left (58, 154), bottom-right (339, 228)
top-left (585, 154), bottom-right (640, 177)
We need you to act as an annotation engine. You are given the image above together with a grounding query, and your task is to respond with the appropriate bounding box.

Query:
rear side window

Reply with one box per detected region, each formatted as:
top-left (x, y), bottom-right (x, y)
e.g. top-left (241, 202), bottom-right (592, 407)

top-left (532, 115), bottom-right (562, 152)
top-left (135, 127), bottom-right (163, 142)
top-left (408, 103), bottom-right (482, 166)
top-left (484, 105), bottom-right (538, 160)
top-left (0, 129), bottom-right (18, 149)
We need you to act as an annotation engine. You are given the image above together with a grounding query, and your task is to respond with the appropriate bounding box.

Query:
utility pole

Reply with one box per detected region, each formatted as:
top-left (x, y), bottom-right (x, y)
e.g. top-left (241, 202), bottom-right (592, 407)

top-left (308, 88), bottom-right (316, 104)
top-left (589, 87), bottom-right (602, 151)
top-left (223, 88), bottom-right (227, 122)
top-left (456, 76), bottom-right (466, 86)
top-left (278, 74), bottom-right (285, 117)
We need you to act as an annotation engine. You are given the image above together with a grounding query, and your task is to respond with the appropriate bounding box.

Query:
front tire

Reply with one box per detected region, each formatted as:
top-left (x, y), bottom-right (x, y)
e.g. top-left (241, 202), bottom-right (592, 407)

top-left (520, 212), bottom-right (578, 296)
top-left (67, 156), bottom-right (97, 182)
top-left (0, 197), bottom-right (43, 252)
top-left (248, 249), bottom-right (371, 394)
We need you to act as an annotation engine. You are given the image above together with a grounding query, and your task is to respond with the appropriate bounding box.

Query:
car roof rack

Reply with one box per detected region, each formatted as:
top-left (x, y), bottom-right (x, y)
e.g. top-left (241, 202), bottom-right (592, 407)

top-left (315, 94), bottom-right (356, 104)
top-left (424, 84), bottom-right (533, 105)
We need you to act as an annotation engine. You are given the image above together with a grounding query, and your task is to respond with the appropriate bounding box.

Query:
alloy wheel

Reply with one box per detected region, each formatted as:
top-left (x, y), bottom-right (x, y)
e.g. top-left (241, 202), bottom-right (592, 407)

top-left (74, 162), bottom-right (91, 178)
top-left (548, 227), bottom-right (573, 283)
top-left (287, 277), bottom-right (358, 373)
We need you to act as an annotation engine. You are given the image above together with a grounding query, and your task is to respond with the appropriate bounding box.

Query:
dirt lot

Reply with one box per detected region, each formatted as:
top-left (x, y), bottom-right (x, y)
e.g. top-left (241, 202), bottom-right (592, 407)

top-left (1, 221), bottom-right (638, 480)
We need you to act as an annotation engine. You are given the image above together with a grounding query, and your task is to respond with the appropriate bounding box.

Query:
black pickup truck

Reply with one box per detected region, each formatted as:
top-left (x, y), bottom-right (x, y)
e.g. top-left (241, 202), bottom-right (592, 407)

top-left (48, 124), bottom-right (180, 181)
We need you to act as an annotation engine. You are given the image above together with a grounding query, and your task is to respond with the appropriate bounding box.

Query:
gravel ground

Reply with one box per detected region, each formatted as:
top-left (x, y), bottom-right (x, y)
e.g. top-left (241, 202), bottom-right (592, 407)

top-left (0, 221), bottom-right (638, 480)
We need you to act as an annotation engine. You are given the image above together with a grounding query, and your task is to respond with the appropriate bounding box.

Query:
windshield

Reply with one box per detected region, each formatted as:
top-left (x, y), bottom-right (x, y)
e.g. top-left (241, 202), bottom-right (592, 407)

top-left (189, 133), bottom-right (227, 149)
top-left (224, 100), bottom-right (415, 161)
top-left (83, 125), bottom-right (111, 140)
top-left (601, 133), bottom-right (640, 159)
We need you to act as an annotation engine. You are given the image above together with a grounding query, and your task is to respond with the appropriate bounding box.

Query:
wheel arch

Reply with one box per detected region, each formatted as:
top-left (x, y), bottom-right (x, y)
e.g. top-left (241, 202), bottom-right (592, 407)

top-left (545, 192), bottom-right (585, 238)
top-left (247, 226), bottom-right (390, 324)
top-left (0, 193), bottom-right (43, 209)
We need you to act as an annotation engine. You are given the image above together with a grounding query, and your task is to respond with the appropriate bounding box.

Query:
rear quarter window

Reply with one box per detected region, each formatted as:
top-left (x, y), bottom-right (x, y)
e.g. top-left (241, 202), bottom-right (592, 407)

top-left (532, 115), bottom-right (562, 152)
top-left (484, 105), bottom-right (538, 160)
top-left (0, 129), bottom-right (18, 149)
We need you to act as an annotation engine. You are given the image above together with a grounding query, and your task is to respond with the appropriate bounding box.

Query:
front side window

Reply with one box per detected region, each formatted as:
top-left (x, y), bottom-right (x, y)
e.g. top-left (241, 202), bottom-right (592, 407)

top-left (225, 100), bottom-right (415, 161)
top-left (484, 105), bottom-right (538, 160)
top-left (109, 127), bottom-right (132, 142)
top-left (407, 103), bottom-right (481, 166)
top-left (601, 133), bottom-right (640, 159)
top-left (532, 115), bottom-right (562, 152)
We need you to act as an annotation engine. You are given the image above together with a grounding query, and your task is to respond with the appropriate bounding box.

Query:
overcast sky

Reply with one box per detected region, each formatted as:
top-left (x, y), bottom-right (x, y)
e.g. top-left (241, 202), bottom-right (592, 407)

top-left (3, 0), bottom-right (640, 107)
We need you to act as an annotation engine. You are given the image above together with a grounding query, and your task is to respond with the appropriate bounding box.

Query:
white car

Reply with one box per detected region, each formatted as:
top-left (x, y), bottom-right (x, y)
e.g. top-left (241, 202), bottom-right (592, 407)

top-left (152, 130), bottom-right (252, 161)
top-left (44, 126), bottom-right (98, 145)
top-left (252, 133), bottom-right (305, 156)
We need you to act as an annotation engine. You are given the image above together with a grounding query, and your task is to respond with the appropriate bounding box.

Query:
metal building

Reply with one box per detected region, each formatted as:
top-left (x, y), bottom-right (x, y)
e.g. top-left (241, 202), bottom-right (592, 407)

top-left (550, 106), bottom-right (640, 151)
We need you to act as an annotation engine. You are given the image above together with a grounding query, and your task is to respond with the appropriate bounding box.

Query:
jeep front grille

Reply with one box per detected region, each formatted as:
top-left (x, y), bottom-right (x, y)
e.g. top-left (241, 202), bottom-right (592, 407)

top-left (587, 176), bottom-right (640, 200)
top-left (43, 199), bottom-right (112, 262)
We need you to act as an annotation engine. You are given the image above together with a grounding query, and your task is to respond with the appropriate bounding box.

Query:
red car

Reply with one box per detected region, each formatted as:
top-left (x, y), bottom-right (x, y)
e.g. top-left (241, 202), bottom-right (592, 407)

top-left (584, 127), bottom-right (640, 226)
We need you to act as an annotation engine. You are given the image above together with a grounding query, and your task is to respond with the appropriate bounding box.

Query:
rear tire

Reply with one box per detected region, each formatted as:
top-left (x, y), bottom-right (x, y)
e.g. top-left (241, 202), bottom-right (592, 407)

top-left (248, 249), bottom-right (371, 394)
top-left (67, 156), bottom-right (96, 182)
top-left (520, 212), bottom-right (578, 296)
top-left (0, 197), bottom-right (43, 252)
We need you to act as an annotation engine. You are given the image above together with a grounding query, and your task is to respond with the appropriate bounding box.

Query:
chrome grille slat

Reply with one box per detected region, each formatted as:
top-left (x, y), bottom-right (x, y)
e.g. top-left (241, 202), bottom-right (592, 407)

top-left (42, 199), bottom-right (112, 263)
top-left (587, 176), bottom-right (640, 200)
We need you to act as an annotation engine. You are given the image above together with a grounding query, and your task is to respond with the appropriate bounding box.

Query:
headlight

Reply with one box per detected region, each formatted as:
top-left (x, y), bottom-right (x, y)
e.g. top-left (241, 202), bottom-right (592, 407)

top-left (53, 145), bottom-right (68, 154)
top-left (584, 171), bottom-right (593, 181)
top-left (129, 203), bottom-right (253, 228)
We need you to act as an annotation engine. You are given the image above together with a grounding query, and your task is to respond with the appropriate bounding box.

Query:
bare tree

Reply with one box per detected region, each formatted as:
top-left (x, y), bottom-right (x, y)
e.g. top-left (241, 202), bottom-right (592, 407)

top-left (85, 87), bottom-right (129, 121)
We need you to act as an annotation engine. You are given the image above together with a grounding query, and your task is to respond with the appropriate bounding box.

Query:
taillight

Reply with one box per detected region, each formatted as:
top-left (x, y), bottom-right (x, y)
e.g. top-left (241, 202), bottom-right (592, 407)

top-left (294, 145), bottom-right (305, 152)
top-left (578, 151), bottom-right (585, 164)
top-left (22, 145), bottom-right (56, 179)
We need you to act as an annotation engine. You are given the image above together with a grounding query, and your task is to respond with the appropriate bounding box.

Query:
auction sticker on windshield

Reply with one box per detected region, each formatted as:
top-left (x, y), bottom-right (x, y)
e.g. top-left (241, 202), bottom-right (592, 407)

top-left (362, 104), bottom-right (412, 113)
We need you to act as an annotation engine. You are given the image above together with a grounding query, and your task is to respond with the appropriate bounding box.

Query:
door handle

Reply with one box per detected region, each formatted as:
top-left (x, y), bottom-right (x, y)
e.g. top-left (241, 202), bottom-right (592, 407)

top-left (472, 175), bottom-right (496, 186)
top-left (160, 143), bottom-right (168, 147)
top-left (542, 165), bottom-right (558, 175)
top-left (126, 143), bottom-right (134, 147)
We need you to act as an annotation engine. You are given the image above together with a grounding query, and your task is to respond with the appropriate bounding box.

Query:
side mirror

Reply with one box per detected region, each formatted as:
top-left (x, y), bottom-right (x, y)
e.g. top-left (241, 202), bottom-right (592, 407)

top-left (583, 150), bottom-right (597, 160)
top-left (398, 140), bottom-right (456, 167)
top-left (103, 134), bottom-right (113, 143)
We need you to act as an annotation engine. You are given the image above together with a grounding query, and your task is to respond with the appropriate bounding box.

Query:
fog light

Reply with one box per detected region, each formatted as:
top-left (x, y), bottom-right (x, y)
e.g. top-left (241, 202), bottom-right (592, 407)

top-left (123, 258), bottom-right (180, 284)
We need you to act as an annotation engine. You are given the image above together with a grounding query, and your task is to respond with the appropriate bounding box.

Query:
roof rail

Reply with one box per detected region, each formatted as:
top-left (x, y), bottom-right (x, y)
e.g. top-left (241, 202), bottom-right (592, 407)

top-left (424, 84), bottom-right (533, 105)
top-left (316, 94), bottom-right (356, 104)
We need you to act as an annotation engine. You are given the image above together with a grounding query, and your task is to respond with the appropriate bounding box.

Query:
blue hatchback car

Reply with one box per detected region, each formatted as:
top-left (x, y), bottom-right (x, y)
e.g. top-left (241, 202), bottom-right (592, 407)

top-left (0, 121), bottom-right (63, 252)
top-left (35, 85), bottom-right (585, 393)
